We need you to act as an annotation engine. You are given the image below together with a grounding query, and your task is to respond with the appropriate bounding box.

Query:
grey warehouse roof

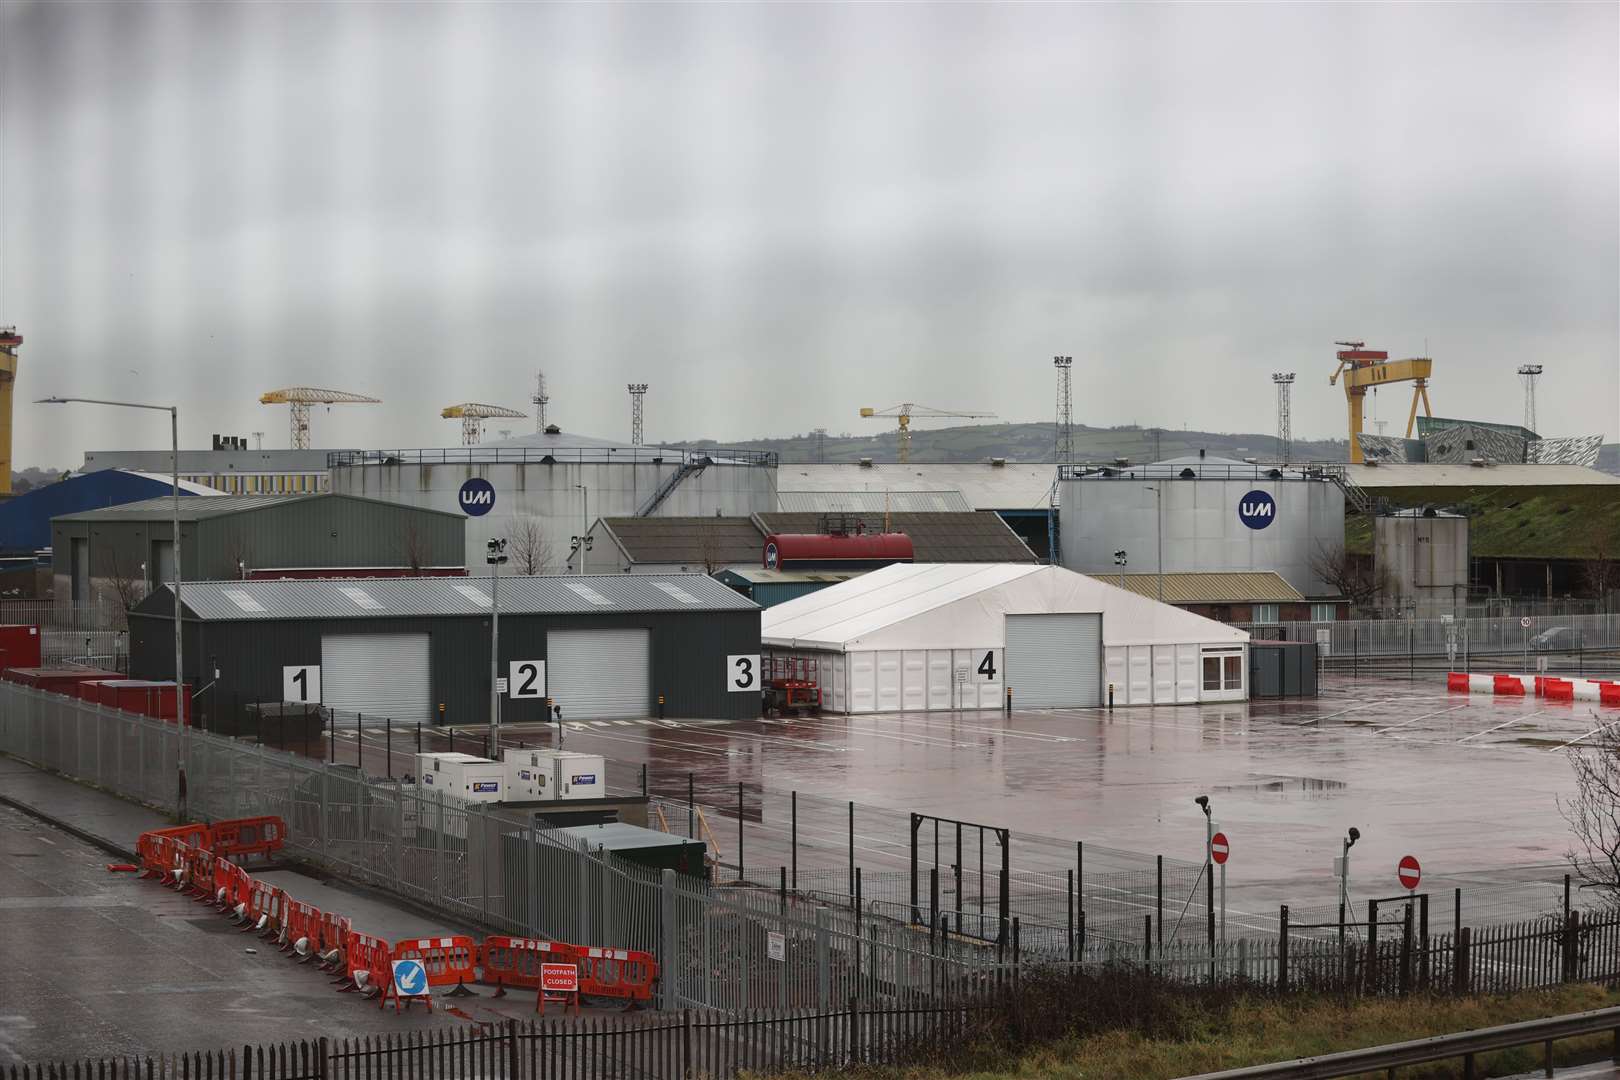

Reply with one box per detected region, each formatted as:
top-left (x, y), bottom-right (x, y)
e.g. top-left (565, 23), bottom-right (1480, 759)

top-left (55, 492), bottom-right (466, 523)
top-left (157, 574), bottom-right (757, 621)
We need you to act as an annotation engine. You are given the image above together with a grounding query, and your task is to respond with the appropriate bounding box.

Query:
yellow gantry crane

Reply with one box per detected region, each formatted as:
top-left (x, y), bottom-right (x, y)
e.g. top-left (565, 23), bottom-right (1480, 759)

top-left (0, 327), bottom-right (20, 494)
top-left (859, 403), bottom-right (997, 465)
top-left (1329, 342), bottom-right (1434, 463)
top-left (441, 403), bottom-right (527, 446)
top-left (259, 387), bottom-right (381, 449)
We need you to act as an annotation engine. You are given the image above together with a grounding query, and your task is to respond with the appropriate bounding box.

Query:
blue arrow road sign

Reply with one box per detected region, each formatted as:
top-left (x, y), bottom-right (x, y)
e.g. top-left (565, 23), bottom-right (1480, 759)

top-left (392, 959), bottom-right (428, 996)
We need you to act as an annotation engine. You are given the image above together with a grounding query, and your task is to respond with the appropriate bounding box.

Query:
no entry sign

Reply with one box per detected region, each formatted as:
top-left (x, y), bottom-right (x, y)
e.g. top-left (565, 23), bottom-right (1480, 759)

top-left (1398, 855), bottom-right (1422, 891)
top-left (1210, 832), bottom-right (1230, 865)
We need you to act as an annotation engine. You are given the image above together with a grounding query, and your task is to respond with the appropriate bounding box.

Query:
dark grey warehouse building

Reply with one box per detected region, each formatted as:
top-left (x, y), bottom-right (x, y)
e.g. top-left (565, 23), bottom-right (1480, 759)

top-left (128, 575), bottom-right (762, 724)
top-left (53, 493), bottom-right (466, 607)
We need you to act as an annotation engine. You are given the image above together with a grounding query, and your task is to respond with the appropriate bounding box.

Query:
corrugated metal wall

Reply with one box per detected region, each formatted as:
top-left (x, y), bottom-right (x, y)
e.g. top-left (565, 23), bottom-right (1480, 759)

top-left (128, 602), bottom-right (761, 723)
top-left (52, 496), bottom-right (464, 584)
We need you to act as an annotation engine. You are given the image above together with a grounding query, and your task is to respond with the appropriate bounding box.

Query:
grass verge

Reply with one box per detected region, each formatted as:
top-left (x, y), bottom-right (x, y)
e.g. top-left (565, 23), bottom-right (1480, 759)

top-left (840, 983), bottom-right (1620, 1080)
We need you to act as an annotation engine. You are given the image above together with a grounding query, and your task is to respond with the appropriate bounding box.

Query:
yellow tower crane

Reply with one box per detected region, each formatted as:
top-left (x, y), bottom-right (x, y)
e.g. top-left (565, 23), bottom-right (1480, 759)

top-left (0, 327), bottom-right (20, 495)
top-left (441, 403), bottom-right (527, 446)
top-left (1328, 342), bottom-right (1434, 464)
top-left (259, 387), bottom-right (382, 449)
top-left (859, 403), bottom-right (997, 465)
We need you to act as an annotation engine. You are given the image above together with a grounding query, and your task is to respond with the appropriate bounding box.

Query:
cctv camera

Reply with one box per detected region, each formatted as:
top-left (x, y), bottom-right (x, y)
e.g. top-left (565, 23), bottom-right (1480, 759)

top-left (1194, 795), bottom-right (1210, 814)
top-left (1347, 827), bottom-right (1360, 847)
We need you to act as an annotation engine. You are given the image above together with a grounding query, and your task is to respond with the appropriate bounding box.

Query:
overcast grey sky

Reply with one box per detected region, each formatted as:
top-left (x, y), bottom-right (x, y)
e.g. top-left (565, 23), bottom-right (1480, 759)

top-left (2, 1), bottom-right (1615, 466)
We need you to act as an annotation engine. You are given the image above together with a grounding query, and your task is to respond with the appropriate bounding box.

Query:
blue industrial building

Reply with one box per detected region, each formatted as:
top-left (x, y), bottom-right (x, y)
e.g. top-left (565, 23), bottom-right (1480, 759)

top-left (0, 470), bottom-right (217, 556)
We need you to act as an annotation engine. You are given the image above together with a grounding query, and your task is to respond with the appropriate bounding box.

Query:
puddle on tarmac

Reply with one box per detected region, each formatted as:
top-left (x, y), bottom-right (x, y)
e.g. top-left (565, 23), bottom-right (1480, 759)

top-left (1216, 774), bottom-right (1347, 796)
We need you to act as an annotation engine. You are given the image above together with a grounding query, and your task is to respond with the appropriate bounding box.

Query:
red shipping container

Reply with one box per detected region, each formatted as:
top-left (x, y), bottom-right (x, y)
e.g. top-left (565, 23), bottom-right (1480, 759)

top-left (3, 667), bottom-right (121, 691)
top-left (0, 625), bottom-right (42, 670)
top-left (95, 680), bottom-right (193, 726)
top-left (75, 679), bottom-right (117, 702)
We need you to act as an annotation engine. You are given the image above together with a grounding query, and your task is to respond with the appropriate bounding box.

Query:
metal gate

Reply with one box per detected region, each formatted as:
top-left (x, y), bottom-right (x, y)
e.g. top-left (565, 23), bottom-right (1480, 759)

top-left (546, 628), bottom-right (650, 718)
top-left (320, 632), bottom-right (432, 723)
top-left (1004, 613), bottom-right (1102, 707)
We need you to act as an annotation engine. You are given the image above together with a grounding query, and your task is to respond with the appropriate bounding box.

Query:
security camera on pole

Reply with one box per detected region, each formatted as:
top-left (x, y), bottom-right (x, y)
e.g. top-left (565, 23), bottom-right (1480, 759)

top-left (1194, 795), bottom-right (1215, 957)
top-left (1338, 826), bottom-right (1361, 940)
top-left (487, 538), bottom-right (508, 738)
top-left (1113, 549), bottom-right (1127, 589)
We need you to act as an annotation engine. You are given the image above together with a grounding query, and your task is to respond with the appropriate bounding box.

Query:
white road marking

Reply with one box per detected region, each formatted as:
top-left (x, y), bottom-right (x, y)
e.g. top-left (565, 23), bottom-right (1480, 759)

top-left (1459, 712), bottom-right (1543, 743)
top-left (1547, 718), bottom-right (1620, 752)
top-left (1371, 704), bottom-right (1470, 735)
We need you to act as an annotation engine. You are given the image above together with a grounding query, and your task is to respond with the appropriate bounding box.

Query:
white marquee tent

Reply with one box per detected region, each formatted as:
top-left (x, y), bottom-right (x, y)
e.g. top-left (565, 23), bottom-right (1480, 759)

top-left (762, 563), bottom-right (1249, 712)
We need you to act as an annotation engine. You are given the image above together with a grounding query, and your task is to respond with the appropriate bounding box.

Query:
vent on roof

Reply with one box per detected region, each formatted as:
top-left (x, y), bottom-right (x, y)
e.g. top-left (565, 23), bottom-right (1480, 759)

top-left (1113, 457), bottom-right (1130, 466)
top-left (453, 583), bottom-right (492, 607)
top-left (651, 581), bottom-right (700, 604)
top-left (1179, 468), bottom-right (1196, 479)
top-left (545, 424), bottom-right (561, 435)
top-left (1470, 457), bottom-right (1490, 468)
top-left (222, 589), bottom-right (266, 614)
top-left (858, 458), bottom-right (873, 468)
top-left (988, 457), bottom-right (1006, 467)
top-left (563, 581), bottom-right (612, 606)
top-left (337, 585), bottom-right (384, 610)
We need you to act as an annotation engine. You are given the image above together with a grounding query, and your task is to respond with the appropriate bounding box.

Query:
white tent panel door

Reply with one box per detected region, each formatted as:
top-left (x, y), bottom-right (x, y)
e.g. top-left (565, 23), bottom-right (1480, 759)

top-left (1175, 645), bottom-right (1201, 703)
top-left (1127, 646), bottom-right (1152, 704)
top-left (1152, 646), bottom-right (1177, 703)
top-left (875, 651), bottom-right (903, 712)
top-left (849, 652), bottom-right (876, 713)
top-left (952, 648), bottom-right (1003, 708)
top-left (926, 651), bottom-right (954, 710)
top-left (546, 628), bottom-right (650, 719)
top-left (901, 651), bottom-right (928, 711)
top-left (829, 653), bottom-right (848, 713)
top-left (320, 633), bottom-right (432, 724)
top-left (1004, 614), bottom-right (1102, 708)
top-left (1105, 648), bottom-right (1129, 704)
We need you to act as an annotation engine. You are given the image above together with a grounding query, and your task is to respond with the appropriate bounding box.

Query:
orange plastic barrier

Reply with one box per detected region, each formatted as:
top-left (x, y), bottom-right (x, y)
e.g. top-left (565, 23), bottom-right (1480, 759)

top-left (213, 859), bottom-right (248, 911)
top-left (318, 912), bottom-right (353, 971)
top-left (1546, 679), bottom-right (1575, 702)
top-left (1493, 674), bottom-right (1525, 696)
top-left (281, 899), bottom-right (323, 957)
top-left (239, 877), bottom-right (276, 932)
top-left (260, 886), bottom-right (289, 941)
top-left (210, 817), bottom-right (286, 863)
top-left (337, 932), bottom-right (392, 996)
top-left (184, 846), bottom-right (216, 898)
top-left (479, 936), bottom-right (577, 995)
top-left (575, 945), bottom-right (658, 1003)
top-left (393, 936), bottom-right (478, 992)
top-left (1446, 672), bottom-right (1469, 692)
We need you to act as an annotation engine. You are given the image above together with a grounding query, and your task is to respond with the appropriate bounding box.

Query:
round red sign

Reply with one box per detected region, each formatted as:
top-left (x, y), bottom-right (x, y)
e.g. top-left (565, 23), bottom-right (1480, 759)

top-left (1398, 854), bottom-right (1422, 891)
top-left (1210, 832), bottom-right (1230, 866)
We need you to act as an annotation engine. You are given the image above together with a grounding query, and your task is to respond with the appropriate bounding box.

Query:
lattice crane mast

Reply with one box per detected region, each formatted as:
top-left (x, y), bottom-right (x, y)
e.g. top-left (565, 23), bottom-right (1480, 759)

top-left (1328, 342), bottom-right (1434, 463)
top-left (259, 387), bottom-right (381, 449)
top-left (858, 403), bottom-right (997, 465)
top-left (441, 402), bottom-right (527, 446)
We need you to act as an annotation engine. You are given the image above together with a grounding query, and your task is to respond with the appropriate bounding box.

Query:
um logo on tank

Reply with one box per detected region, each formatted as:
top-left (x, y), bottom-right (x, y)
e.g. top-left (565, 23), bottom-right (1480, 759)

top-left (458, 477), bottom-right (497, 517)
top-left (1238, 489), bottom-right (1276, 530)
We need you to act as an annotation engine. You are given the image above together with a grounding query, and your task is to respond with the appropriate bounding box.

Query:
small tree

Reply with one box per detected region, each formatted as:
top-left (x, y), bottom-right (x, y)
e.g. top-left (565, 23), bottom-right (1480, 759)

top-left (402, 524), bottom-right (429, 574)
top-left (504, 515), bottom-right (556, 575)
top-left (698, 518), bottom-right (728, 575)
top-left (1307, 540), bottom-right (1391, 609)
top-left (222, 529), bottom-right (254, 579)
top-left (1562, 719), bottom-right (1620, 910)
top-left (97, 549), bottom-right (146, 631)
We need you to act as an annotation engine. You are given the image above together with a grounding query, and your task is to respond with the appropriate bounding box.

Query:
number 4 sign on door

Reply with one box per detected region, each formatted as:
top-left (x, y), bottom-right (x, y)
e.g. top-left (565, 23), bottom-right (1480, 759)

top-left (728, 655), bottom-right (760, 692)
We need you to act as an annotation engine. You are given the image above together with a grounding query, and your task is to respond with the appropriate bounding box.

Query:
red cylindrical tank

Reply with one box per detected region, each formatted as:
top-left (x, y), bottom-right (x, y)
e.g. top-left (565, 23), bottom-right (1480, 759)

top-left (762, 533), bottom-right (915, 569)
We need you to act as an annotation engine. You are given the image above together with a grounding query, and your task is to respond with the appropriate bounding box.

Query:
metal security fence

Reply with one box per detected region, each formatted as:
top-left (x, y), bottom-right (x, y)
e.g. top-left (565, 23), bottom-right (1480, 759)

top-left (1242, 611), bottom-right (1620, 669)
top-left (4, 1006), bottom-right (971, 1080)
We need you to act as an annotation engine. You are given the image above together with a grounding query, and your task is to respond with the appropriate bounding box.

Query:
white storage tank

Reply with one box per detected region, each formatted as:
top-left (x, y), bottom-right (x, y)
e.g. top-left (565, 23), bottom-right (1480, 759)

top-left (415, 751), bottom-right (505, 803)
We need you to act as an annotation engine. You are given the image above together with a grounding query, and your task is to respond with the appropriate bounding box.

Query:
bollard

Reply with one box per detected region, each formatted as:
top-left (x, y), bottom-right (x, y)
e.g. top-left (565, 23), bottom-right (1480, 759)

top-left (657, 694), bottom-right (665, 719)
top-left (1108, 683), bottom-right (1114, 710)
top-left (1004, 686), bottom-right (1012, 714)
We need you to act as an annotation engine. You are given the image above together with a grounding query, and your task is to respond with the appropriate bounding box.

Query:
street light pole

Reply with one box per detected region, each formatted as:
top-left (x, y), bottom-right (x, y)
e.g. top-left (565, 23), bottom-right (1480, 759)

top-left (1146, 485), bottom-right (1164, 603)
top-left (39, 395), bottom-right (187, 819)
top-left (487, 538), bottom-right (507, 741)
top-left (574, 483), bottom-right (589, 574)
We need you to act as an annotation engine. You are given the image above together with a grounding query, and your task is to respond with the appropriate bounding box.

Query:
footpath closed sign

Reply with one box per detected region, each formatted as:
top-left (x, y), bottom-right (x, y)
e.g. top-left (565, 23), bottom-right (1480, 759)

top-left (541, 963), bottom-right (578, 993)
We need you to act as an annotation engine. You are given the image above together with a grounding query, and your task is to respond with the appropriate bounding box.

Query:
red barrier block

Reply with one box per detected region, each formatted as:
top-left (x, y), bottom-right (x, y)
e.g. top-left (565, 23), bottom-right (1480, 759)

top-left (1546, 679), bottom-right (1575, 702)
top-left (1446, 672), bottom-right (1470, 692)
top-left (1493, 675), bottom-right (1526, 696)
top-left (1600, 683), bottom-right (1620, 707)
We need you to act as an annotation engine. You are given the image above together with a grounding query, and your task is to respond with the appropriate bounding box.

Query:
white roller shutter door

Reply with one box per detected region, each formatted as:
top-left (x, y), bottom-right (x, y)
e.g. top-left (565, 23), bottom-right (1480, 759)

top-left (1004, 614), bottom-right (1102, 708)
top-left (320, 633), bottom-right (432, 724)
top-left (547, 628), bottom-right (650, 719)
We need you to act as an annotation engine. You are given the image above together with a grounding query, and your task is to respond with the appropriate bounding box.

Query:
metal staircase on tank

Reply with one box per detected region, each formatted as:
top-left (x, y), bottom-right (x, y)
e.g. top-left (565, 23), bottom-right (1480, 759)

top-left (1312, 463), bottom-right (1377, 515)
top-left (636, 456), bottom-right (711, 516)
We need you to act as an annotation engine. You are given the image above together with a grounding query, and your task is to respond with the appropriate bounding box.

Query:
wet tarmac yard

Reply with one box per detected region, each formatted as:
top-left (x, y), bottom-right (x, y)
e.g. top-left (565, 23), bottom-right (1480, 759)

top-left (328, 672), bottom-right (1601, 928)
